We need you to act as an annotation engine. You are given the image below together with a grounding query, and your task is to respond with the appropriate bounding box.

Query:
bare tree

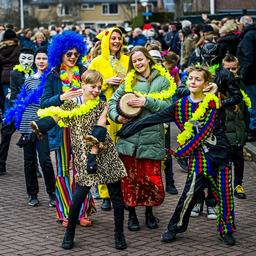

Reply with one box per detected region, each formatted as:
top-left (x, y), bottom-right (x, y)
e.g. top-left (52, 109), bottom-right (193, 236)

top-left (174, 0), bottom-right (184, 19)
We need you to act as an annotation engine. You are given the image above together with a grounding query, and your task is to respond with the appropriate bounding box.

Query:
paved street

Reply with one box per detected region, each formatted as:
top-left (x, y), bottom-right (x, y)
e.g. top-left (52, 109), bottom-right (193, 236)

top-left (0, 126), bottom-right (256, 256)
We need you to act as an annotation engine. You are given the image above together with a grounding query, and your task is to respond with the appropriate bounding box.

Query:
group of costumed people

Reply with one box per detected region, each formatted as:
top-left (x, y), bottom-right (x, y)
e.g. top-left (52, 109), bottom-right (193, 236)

top-left (4, 25), bottom-right (250, 250)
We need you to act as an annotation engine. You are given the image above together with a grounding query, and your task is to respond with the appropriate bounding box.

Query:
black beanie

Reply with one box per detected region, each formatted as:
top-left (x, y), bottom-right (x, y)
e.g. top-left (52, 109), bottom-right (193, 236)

top-left (3, 29), bottom-right (17, 40)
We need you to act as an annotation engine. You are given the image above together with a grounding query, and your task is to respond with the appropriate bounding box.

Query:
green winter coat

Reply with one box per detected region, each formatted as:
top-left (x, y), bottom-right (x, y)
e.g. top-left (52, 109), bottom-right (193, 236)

top-left (108, 69), bottom-right (173, 160)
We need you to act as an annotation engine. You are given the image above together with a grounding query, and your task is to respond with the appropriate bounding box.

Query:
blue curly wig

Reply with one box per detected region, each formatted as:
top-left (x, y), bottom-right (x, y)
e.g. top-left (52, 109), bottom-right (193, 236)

top-left (48, 31), bottom-right (87, 69)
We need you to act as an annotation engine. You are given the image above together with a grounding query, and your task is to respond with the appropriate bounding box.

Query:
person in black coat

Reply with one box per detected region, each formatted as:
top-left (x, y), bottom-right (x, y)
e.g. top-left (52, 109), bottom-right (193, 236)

top-left (237, 15), bottom-right (256, 140)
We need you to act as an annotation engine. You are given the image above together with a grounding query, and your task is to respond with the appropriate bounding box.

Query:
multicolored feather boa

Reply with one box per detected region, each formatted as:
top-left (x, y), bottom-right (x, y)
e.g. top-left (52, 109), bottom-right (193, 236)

top-left (124, 64), bottom-right (176, 100)
top-left (177, 93), bottom-right (219, 145)
top-left (60, 64), bottom-right (80, 92)
top-left (3, 69), bottom-right (50, 129)
top-left (37, 97), bottom-right (100, 127)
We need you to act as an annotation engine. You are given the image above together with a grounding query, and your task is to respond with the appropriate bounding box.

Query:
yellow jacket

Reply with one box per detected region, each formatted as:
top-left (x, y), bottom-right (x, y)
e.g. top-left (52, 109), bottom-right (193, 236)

top-left (89, 27), bottom-right (129, 142)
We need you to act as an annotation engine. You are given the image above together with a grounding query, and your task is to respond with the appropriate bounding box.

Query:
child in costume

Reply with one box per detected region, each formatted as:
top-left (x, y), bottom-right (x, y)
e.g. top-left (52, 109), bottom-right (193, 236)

top-left (222, 54), bottom-right (250, 199)
top-left (117, 64), bottom-right (236, 246)
top-left (108, 46), bottom-right (176, 231)
top-left (39, 31), bottom-right (95, 227)
top-left (31, 70), bottom-right (127, 250)
top-left (89, 26), bottom-right (129, 210)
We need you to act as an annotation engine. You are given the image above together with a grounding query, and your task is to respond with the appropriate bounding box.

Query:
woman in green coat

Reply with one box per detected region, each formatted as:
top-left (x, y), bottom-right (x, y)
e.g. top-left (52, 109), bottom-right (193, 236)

top-left (108, 46), bottom-right (176, 232)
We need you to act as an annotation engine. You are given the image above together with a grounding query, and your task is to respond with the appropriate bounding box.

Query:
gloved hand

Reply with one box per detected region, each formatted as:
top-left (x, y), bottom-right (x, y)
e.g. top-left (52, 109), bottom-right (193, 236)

top-left (87, 153), bottom-right (97, 174)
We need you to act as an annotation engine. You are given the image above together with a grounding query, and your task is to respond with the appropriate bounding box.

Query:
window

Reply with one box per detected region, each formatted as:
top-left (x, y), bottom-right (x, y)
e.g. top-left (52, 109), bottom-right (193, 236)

top-left (57, 3), bottom-right (71, 16)
top-left (163, 0), bottom-right (175, 12)
top-left (38, 5), bottom-right (49, 10)
top-left (81, 4), bottom-right (95, 10)
top-left (102, 3), bottom-right (118, 15)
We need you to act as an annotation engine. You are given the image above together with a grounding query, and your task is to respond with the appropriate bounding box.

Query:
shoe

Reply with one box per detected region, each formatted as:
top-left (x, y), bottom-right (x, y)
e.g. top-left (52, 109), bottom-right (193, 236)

top-left (93, 188), bottom-right (101, 200)
top-left (101, 199), bottom-right (111, 211)
top-left (0, 169), bottom-right (6, 175)
top-left (0, 163), bottom-right (6, 175)
top-left (220, 233), bottom-right (236, 246)
top-left (145, 213), bottom-right (159, 229)
top-left (28, 195), bottom-right (39, 207)
top-left (62, 231), bottom-right (74, 249)
top-left (79, 217), bottom-right (92, 227)
top-left (162, 230), bottom-right (176, 242)
top-left (114, 232), bottom-right (127, 250)
top-left (207, 206), bottom-right (217, 220)
top-left (49, 194), bottom-right (56, 207)
top-left (234, 185), bottom-right (246, 199)
top-left (190, 203), bottom-right (203, 217)
top-left (128, 215), bottom-right (140, 231)
top-left (166, 183), bottom-right (178, 195)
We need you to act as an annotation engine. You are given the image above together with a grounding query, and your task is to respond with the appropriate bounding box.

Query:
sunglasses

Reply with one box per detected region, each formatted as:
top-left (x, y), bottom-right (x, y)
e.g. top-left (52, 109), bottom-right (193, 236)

top-left (65, 51), bottom-right (80, 58)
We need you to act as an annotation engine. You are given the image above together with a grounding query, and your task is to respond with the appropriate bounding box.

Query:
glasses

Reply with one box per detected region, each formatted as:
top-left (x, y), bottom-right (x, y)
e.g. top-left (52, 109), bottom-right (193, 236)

top-left (65, 51), bottom-right (80, 58)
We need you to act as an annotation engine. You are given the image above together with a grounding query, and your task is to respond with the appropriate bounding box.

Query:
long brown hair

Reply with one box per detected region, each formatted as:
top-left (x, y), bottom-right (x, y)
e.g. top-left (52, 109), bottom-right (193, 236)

top-left (128, 46), bottom-right (156, 72)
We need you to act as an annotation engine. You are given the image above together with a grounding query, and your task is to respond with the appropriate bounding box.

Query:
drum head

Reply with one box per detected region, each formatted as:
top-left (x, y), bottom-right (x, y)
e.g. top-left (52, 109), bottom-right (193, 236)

top-left (117, 93), bottom-right (142, 118)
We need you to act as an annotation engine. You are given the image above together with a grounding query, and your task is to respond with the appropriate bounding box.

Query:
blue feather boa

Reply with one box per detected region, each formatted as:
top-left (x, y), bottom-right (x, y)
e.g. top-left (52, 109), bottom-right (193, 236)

top-left (4, 69), bottom-right (50, 129)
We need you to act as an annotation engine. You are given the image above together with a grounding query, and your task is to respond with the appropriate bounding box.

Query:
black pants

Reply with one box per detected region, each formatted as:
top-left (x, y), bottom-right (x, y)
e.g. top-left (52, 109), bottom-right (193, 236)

top-left (67, 181), bottom-right (124, 236)
top-left (230, 145), bottom-right (244, 186)
top-left (164, 124), bottom-right (174, 185)
top-left (0, 122), bottom-right (16, 171)
top-left (23, 134), bottom-right (55, 196)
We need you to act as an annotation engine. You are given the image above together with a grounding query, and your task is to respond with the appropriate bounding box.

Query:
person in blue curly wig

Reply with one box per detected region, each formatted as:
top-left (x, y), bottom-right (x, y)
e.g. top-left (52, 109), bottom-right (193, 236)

top-left (40, 30), bottom-right (96, 228)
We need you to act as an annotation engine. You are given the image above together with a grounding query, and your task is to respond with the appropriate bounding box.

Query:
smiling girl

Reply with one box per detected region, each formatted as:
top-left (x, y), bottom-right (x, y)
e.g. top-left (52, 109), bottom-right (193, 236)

top-left (109, 46), bottom-right (176, 231)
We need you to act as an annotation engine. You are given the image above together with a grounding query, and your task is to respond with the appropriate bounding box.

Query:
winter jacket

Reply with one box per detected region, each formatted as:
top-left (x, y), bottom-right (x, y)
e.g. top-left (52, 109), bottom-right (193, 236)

top-left (40, 65), bottom-right (86, 150)
top-left (108, 69), bottom-right (173, 160)
top-left (225, 77), bottom-right (250, 146)
top-left (0, 39), bottom-right (20, 84)
top-left (237, 24), bottom-right (256, 85)
top-left (89, 27), bottom-right (129, 101)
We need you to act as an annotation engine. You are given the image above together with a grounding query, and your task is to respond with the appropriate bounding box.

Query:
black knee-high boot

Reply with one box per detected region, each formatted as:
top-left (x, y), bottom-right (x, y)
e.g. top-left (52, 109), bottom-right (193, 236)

top-left (145, 206), bottom-right (158, 229)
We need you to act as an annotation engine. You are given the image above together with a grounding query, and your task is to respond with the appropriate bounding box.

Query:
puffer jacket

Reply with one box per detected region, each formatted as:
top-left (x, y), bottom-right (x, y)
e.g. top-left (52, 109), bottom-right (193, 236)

top-left (108, 69), bottom-right (173, 160)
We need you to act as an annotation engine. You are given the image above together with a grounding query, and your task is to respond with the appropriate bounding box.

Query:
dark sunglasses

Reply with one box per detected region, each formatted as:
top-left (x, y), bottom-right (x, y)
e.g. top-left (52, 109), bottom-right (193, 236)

top-left (66, 51), bottom-right (80, 58)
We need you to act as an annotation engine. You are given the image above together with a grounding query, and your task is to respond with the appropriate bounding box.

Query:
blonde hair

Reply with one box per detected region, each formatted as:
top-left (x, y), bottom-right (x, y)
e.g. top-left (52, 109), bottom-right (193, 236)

top-left (33, 31), bottom-right (46, 42)
top-left (81, 70), bottom-right (103, 85)
top-left (187, 64), bottom-right (212, 82)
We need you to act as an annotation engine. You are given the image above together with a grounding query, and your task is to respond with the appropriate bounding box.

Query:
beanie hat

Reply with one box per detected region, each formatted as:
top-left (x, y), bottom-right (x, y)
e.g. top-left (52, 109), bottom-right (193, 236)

top-left (181, 20), bottom-right (192, 29)
top-left (3, 29), bottom-right (17, 41)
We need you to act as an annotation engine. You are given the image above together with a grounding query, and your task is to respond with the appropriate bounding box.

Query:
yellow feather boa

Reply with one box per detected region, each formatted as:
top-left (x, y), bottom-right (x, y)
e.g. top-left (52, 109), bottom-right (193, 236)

top-left (177, 94), bottom-right (219, 145)
top-left (240, 89), bottom-right (252, 108)
top-left (37, 97), bottom-right (100, 127)
top-left (124, 64), bottom-right (176, 100)
top-left (13, 64), bottom-right (33, 74)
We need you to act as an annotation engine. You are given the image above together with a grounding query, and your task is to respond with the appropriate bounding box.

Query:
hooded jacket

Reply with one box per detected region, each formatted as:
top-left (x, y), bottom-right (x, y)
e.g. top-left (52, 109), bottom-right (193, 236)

top-left (89, 27), bottom-right (129, 101)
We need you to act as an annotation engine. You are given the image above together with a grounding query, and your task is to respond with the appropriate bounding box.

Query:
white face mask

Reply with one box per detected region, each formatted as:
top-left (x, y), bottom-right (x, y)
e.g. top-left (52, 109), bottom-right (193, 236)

top-left (19, 53), bottom-right (34, 70)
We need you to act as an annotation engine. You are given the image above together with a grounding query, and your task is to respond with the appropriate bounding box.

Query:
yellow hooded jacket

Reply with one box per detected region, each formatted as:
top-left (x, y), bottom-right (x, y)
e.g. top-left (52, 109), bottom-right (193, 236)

top-left (89, 27), bottom-right (129, 143)
top-left (89, 27), bottom-right (129, 101)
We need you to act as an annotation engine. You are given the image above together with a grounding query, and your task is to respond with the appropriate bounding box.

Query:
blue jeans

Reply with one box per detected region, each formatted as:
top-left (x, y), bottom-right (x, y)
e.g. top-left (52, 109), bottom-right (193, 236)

top-left (245, 85), bottom-right (256, 131)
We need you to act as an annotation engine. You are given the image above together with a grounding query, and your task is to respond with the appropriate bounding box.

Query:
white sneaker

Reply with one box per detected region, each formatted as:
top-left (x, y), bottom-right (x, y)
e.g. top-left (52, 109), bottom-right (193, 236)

top-left (207, 206), bottom-right (217, 220)
top-left (190, 203), bottom-right (203, 217)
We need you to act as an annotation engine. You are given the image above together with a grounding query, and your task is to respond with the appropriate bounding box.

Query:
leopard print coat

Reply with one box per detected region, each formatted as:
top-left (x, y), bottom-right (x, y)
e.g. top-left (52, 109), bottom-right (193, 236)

top-left (61, 99), bottom-right (127, 187)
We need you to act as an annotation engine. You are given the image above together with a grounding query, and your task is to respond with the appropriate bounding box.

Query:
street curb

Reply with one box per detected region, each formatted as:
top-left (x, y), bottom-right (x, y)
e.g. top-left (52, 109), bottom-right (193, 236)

top-left (245, 142), bottom-right (256, 162)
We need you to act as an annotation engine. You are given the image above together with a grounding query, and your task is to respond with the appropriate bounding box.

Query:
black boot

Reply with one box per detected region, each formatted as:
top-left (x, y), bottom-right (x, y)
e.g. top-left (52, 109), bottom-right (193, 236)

top-left (166, 183), bottom-right (178, 195)
top-left (162, 230), bottom-right (176, 242)
top-left (145, 213), bottom-right (158, 229)
top-left (128, 215), bottom-right (140, 231)
top-left (220, 233), bottom-right (236, 246)
top-left (62, 231), bottom-right (74, 249)
top-left (114, 232), bottom-right (127, 250)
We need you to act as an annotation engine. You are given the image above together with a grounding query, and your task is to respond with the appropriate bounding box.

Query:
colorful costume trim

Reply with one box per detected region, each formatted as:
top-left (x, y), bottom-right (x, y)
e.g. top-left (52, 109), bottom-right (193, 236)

top-left (60, 64), bottom-right (80, 92)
